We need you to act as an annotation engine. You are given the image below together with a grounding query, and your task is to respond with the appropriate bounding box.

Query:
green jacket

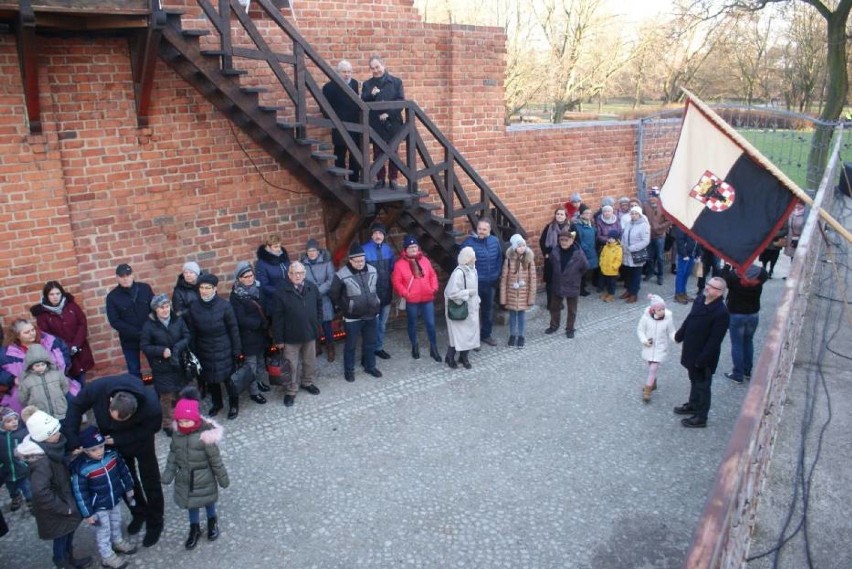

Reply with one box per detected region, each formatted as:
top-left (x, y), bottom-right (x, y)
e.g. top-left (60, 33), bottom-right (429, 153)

top-left (161, 419), bottom-right (229, 509)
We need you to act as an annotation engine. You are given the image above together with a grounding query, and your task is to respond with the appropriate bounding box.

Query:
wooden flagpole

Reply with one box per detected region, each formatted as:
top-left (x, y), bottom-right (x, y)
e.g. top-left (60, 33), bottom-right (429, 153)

top-left (681, 88), bottom-right (852, 244)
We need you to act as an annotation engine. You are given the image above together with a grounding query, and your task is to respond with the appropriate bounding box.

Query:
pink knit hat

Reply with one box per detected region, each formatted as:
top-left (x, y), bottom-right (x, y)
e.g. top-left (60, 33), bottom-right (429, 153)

top-left (174, 398), bottom-right (200, 429)
top-left (648, 294), bottom-right (666, 314)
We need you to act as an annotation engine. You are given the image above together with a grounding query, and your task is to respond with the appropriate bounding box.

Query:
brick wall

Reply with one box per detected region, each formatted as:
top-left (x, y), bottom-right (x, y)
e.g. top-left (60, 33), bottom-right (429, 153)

top-left (0, 1), bottom-right (659, 375)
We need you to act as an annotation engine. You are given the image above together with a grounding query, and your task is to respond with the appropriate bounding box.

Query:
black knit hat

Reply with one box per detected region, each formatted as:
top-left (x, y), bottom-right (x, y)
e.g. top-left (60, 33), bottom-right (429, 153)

top-left (348, 242), bottom-right (365, 258)
top-left (369, 222), bottom-right (387, 236)
top-left (197, 273), bottom-right (219, 287)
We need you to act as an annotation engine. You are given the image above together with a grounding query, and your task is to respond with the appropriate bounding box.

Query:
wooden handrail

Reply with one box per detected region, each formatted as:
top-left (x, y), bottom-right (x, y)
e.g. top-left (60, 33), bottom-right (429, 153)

top-left (190, 0), bottom-right (524, 237)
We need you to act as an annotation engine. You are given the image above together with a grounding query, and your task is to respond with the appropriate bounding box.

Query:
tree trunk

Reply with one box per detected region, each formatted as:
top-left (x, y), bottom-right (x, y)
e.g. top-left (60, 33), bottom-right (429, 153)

top-left (805, 0), bottom-right (851, 188)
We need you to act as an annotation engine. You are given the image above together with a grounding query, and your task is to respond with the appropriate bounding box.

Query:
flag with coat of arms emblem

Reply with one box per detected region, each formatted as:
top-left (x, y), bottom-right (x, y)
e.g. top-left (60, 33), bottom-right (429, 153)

top-left (659, 93), bottom-right (798, 275)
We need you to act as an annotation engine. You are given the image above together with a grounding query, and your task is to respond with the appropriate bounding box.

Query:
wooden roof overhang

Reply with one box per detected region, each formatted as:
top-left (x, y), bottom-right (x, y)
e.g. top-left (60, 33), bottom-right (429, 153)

top-left (0, 1), bottom-right (164, 132)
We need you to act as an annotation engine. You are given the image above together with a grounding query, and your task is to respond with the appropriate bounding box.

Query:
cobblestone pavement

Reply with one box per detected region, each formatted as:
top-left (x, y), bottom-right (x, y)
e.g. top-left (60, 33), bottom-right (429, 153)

top-left (1, 267), bottom-right (792, 569)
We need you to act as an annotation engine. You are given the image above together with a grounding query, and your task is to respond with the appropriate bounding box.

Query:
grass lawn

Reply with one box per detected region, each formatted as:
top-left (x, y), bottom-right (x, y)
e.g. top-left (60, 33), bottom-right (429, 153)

top-left (737, 129), bottom-right (814, 189)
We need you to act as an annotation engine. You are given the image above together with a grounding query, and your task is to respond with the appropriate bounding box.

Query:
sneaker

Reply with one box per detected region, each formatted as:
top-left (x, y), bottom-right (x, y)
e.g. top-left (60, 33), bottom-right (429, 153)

top-left (508, 335), bottom-right (516, 347)
top-left (112, 540), bottom-right (137, 555)
top-left (681, 416), bottom-right (707, 428)
top-left (517, 337), bottom-right (525, 349)
top-left (10, 492), bottom-right (23, 512)
top-left (725, 372), bottom-right (744, 384)
top-left (101, 554), bottom-right (128, 569)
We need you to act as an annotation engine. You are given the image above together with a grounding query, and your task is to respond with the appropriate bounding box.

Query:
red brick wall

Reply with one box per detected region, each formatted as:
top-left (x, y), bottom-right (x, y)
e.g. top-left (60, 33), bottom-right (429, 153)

top-left (0, 1), bottom-right (654, 375)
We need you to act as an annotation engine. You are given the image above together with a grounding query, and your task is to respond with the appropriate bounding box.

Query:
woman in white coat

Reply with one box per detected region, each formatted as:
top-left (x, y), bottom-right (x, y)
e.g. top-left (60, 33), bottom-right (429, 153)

top-left (636, 294), bottom-right (677, 402)
top-left (444, 246), bottom-right (481, 369)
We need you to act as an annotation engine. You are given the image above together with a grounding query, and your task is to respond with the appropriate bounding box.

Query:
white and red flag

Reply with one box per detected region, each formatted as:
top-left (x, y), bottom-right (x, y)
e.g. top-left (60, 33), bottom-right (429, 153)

top-left (660, 94), bottom-right (797, 274)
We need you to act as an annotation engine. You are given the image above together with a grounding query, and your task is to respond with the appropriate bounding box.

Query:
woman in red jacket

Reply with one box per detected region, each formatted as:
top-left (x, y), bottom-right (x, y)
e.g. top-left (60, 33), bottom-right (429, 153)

top-left (30, 281), bottom-right (95, 383)
top-left (392, 235), bottom-right (441, 362)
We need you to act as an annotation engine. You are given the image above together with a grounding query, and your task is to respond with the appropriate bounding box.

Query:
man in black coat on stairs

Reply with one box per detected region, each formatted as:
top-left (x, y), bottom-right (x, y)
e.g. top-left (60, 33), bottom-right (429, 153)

top-left (322, 59), bottom-right (361, 182)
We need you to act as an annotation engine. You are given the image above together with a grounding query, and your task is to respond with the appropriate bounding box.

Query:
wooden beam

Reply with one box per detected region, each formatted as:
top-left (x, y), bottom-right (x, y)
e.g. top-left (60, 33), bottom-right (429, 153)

top-left (17, 0), bottom-right (40, 134)
top-left (130, 5), bottom-right (165, 128)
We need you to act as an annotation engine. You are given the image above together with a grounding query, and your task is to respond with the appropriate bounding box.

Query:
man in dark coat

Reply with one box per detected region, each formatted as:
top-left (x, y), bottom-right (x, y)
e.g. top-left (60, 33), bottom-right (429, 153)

top-left (361, 55), bottom-right (405, 190)
top-left (461, 218), bottom-right (504, 346)
top-left (673, 276), bottom-right (731, 428)
top-left (271, 261), bottom-right (323, 407)
top-left (545, 230), bottom-right (589, 339)
top-left (322, 59), bottom-right (361, 182)
top-left (105, 264), bottom-right (154, 378)
top-left (62, 373), bottom-right (164, 547)
top-left (331, 244), bottom-right (383, 382)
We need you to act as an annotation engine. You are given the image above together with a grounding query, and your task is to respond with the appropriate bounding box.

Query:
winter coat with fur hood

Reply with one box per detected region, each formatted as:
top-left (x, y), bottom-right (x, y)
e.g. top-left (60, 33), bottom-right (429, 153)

top-left (161, 418), bottom-right (229, 509)
top-left (499, 247), bottom-right (537, 311)
top-left (18, 345), bottom-right (69, 420)
top-left (16, 435), bottom-right (82, 540)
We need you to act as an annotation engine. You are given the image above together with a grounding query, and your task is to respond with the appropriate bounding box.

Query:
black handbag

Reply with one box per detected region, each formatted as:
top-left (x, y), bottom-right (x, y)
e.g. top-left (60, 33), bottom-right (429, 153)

top-left (447, 269), bottom-right (469, 321)
top-left (227, 364), bottom-right (254, 397)
top-left (631, 247), bottom-right (650, 264)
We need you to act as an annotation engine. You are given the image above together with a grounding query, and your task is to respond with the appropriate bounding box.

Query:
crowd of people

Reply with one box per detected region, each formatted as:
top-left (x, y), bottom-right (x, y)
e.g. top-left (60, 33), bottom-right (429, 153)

top-left (0, 183), bottom-right (803, 563)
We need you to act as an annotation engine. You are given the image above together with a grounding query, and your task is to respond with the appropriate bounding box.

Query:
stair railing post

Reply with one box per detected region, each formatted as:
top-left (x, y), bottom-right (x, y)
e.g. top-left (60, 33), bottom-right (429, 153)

top-left (294, 42), bottom-right (307, 140)
top-left (406, 104), bottom-right (416, 195)
top-left (361, 109), bottom-right (371, 186)
top-left (219, 0), bottom-right (233, 70)
top-left (444, 146), bottom-right (454, 222)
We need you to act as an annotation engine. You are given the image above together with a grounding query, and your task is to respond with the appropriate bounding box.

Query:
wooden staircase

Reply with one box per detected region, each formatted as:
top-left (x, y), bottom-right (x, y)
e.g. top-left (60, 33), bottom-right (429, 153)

top-left (3, 0), bottom-right (525, 273)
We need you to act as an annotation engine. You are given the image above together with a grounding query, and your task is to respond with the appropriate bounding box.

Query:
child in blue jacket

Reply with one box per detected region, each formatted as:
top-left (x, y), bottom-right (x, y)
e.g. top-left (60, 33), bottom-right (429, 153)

top-left (1, 406), bottom-right (31, 511)
top-left (70, 427), bottom-right (138, 569)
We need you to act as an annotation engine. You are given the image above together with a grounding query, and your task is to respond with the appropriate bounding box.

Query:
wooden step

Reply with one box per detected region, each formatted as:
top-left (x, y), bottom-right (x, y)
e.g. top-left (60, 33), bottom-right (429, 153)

top-left (181, 29), bottom-right (209, 37)
top-left (240, 87), bottom-right (269, 94)
top-left (277, 120), bottom-right (304, 130)
top-left (296, 138), bottom-right (324, 146)
top-left (312, 151), bottom-right (336, 161)
top-left (364, 189), bottom-right (415, 204)
top-left (327, 166), bottom-right (350, 177)
top-left (343, 180), bottom-right (373, 190)
top-left (221, 68), bottom-right (248, 76)
top-left (258, 105), bottom-right (284, 113)
top-left (201, 50), bottom-right (227, 57)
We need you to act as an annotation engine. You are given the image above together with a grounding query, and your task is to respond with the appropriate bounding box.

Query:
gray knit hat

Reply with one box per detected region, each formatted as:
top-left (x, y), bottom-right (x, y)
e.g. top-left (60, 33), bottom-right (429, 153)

top-left (235, 261), bottom-right (254, 280)
top-left (150, 294), bottom-right (170, 311)
top-left (182, 261), bottom-right (201, 276)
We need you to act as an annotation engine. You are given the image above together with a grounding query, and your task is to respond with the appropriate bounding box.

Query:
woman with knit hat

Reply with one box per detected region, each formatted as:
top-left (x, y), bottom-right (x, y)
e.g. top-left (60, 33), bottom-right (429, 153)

top-left (301, 238), bottom-right (337, 362)
top-left (172, 261), bottom-right (202, 318)
top-left (140, 294), bottom-right (192, 435)
top-left (499, 234), bottom-right (536, 348)
top-left (392, 235), bottom-right (441, 362)
top-left (620, 206), bottom-right (651, 303)
top-left (161, 387), bottom-right (229, 551)
top-left (636, 294), bottom-right (677, 402)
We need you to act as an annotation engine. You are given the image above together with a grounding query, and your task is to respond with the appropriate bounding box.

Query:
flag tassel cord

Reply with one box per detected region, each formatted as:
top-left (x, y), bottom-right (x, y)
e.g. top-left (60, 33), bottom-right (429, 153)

top-left (680, 87), bottom-right (852, 245)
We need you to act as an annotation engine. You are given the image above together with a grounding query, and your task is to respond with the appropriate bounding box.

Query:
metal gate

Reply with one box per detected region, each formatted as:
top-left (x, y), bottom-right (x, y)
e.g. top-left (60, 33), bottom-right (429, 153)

top-left (635, 105), bottom-right (849, 200)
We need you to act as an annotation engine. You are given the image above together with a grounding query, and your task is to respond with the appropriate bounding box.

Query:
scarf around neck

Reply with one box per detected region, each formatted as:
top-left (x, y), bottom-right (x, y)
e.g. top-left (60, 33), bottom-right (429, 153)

top-left (233, 281), bottom-right (261, 300)
top-left (41, 296), bottom-right (66, 316)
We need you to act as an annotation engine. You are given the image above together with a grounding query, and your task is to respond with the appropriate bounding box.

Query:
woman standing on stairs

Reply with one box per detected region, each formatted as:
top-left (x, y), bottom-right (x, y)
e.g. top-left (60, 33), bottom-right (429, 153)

top-left (392, 235), bottom-right (441, 362)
